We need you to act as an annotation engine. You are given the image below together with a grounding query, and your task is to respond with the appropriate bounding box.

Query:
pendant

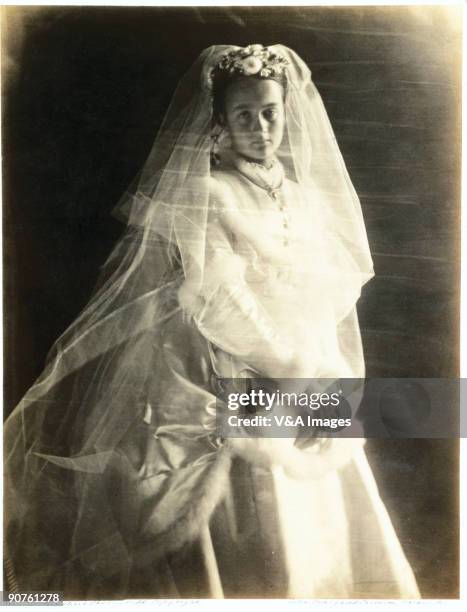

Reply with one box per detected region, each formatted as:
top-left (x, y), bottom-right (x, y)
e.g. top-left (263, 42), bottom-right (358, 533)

top-left (269, 188), bottom-right (280, 200)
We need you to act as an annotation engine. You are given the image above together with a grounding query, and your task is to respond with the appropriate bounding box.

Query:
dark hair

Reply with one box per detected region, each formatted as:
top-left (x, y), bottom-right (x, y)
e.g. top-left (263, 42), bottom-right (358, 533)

top-left (211, 72), bottom-right (287, 127)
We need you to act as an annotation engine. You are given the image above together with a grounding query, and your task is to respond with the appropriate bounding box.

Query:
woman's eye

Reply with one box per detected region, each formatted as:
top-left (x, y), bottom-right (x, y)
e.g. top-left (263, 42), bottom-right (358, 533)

top-left (264, 109), bottom-right (278, 121)
top-left (238, 111), bottom-right (251, 122)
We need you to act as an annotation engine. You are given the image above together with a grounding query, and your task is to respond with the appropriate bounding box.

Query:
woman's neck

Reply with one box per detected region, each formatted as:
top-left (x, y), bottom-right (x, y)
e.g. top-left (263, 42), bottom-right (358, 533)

top-left (235, 152), bottom-right (276, 170)
top-left (232, 152), bottom-right (284, 198)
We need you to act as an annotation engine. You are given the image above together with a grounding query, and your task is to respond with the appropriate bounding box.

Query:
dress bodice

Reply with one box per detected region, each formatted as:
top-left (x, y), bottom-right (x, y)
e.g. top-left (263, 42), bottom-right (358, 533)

top-left (178, 163), bottom-right (364, 380)
top-left (209, 167), bottom-right (313, 278)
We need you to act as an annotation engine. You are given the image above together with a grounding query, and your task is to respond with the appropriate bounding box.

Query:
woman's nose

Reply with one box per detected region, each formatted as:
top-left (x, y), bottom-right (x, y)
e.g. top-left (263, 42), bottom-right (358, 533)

top-left (252, 113), bottom-right (269, 133)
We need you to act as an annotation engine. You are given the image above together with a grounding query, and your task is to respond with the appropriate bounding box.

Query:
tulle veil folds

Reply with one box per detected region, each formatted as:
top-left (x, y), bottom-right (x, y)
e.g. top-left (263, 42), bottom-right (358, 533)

top-left (4, 44), bottom-right (374, 594)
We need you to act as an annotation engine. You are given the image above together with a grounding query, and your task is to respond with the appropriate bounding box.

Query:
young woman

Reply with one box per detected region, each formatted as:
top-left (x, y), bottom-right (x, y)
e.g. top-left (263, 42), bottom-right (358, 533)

top-left (4, 44), bottom-right (420, 600)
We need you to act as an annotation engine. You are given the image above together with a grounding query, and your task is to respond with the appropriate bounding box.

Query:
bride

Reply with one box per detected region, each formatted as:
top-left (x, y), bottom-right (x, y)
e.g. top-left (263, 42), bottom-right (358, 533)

top-left (4, 44), bottom-right (420, 600)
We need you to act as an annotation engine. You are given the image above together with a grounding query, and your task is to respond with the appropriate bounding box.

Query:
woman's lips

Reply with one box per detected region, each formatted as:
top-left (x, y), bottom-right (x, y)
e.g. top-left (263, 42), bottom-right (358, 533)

top-left (252, 140), bottom-right (270, 147)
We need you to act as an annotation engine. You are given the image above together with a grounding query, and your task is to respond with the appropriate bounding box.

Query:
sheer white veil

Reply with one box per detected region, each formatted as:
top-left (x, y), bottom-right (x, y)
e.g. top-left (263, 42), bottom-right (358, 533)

top-left (114, 44), bottom-right (373, 307)
top-left (4, 44), bottom-right (374, 592)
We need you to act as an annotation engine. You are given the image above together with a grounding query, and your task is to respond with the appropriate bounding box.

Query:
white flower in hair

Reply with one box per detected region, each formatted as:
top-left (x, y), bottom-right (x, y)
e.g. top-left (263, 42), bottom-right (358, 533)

top-left (241, 56), bottom-right (263, 75)
top-left (210, 44), bottom-right (289, 87)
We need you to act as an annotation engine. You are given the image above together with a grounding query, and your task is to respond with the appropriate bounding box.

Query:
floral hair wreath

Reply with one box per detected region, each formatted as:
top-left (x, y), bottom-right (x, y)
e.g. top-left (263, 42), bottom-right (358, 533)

top-left (209, 44), bottom-right (289, 86)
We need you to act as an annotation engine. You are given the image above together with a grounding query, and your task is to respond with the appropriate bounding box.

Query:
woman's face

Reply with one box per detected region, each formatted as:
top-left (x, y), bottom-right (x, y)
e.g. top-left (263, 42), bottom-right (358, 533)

top-left (222, 78), bottom-right (285, 165)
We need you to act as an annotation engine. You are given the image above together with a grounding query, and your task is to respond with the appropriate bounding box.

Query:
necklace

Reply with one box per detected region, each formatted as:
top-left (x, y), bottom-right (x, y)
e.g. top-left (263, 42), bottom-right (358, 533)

top-left (234, 155), bottom-right (284, 200)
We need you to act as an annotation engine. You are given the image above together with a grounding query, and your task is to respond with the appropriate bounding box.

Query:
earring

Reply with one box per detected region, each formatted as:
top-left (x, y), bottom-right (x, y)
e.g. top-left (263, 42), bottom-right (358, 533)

top-left (210, 130), bottom-right (222, 167)
top-left (210, 127), bottom-right (231, 167)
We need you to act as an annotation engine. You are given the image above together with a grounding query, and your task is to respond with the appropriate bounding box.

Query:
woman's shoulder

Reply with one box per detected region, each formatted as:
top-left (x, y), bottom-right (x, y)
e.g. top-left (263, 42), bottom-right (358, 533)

top-left (209, 168), bottom-right (241, 211)
top-left (283, 175), bottom-right (301, 192)
top-left (210, 166), bottom-right (240, 187)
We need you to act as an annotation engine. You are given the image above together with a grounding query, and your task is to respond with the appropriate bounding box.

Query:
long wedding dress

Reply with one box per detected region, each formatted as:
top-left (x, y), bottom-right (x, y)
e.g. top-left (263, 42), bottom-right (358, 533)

top-left (4, 44), bottom-right (420, 600)
top-left (98, 156), bottom-right (421, 599)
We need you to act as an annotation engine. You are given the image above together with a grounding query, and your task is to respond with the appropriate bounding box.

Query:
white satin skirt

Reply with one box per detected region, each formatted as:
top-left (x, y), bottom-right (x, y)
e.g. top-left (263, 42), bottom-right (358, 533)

top-left (198, 445), bottom-right (421, 599)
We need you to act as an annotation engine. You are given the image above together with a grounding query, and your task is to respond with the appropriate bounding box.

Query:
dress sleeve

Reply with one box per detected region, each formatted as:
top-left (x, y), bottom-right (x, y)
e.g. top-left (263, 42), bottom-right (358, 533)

top-left (177, 182), bottom-right (294, 379)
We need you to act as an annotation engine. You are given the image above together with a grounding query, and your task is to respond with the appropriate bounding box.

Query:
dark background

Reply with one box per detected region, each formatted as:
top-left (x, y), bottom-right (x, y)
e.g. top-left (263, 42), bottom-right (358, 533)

top-left (2, 5), bottom-right (461, 597)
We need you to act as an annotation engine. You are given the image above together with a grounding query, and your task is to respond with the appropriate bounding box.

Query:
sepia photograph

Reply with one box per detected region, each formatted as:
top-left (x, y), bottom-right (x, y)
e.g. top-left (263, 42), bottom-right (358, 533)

top-left (1, 2), bottom-right (461, 604)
